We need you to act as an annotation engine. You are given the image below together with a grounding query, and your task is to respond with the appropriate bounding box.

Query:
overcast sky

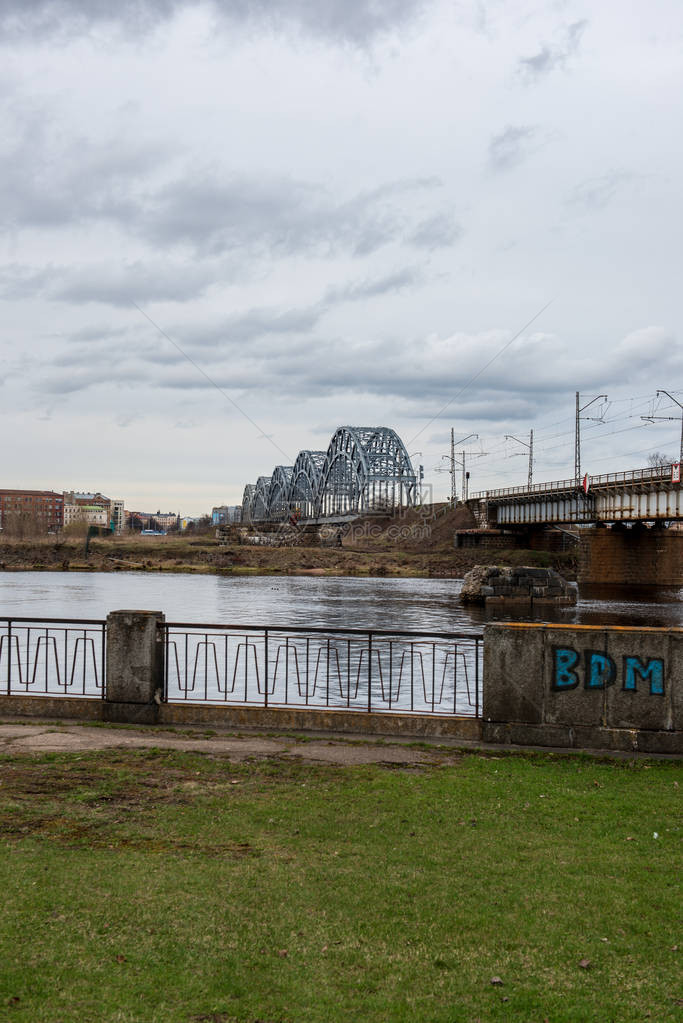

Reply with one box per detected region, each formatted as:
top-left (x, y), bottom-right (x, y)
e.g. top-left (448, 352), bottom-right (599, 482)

top-left (1, 0), bottom-right (682, 513)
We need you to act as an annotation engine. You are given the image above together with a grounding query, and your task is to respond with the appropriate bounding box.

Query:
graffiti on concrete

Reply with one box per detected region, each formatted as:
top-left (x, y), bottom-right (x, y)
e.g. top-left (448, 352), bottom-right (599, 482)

top-left (552, 646), bottom-right (664, 694)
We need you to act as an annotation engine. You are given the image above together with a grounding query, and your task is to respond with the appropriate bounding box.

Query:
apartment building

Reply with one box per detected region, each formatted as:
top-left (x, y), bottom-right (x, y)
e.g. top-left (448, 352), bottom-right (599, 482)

top-left (0, 490), bottom-right (64, 534)
top-left (63, 492), bottom-right (125, 532)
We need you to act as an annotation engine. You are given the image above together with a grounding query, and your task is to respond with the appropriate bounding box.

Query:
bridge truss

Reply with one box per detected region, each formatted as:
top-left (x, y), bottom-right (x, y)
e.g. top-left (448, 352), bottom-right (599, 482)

top-left (471, 463), bottom-right (682, 526)
top-left (242, 426), bottom-right (417, 523)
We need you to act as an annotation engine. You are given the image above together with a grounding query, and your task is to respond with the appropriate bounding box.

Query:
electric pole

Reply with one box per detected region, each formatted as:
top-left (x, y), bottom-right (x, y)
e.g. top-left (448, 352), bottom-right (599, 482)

top-left (505, 429), bottom-right (534, 489)
top-left (450, 428), bottom-right (456, 507)
top-left (641, 390), bottom-right (683, 465)
top-left (443, 431), bottom-right (478, 505)
top-left (575, 392), bottom-right (607, 483)
top-left (459, 443), bottom-right (487, 501)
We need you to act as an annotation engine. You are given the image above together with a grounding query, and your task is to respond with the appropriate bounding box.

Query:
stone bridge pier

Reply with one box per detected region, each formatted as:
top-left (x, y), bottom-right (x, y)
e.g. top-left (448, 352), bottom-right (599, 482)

top-left (578, 524), bottom-right (682, 587)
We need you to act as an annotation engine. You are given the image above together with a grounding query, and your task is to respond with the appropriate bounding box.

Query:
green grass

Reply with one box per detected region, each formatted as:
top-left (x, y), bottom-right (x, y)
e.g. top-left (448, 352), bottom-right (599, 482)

top-left (0, 749), bottom-right (679, 1022)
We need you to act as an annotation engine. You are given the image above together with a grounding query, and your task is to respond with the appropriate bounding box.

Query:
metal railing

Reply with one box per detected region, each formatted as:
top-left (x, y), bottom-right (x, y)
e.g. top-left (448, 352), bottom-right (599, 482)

top-left (163, 622), bottom-right (483, 717)
top-left (0, 617), bottom-right (106, 697)
top-left (473, 463), bottom-right (677, 502)
top-left (0, 615), bottom-right (484, 717)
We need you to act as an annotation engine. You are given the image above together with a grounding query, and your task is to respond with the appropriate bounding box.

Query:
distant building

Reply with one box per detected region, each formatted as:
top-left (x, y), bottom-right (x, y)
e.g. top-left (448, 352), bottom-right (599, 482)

top-left (212, 505), bottom-right (242, 525)
top-left (125, 510), bottom-right (178, 532)
top-left (125, 510), bottom-right (151, 530)
top-left (151, 511), bottom-right (179, 532)
top-left (64, 503), bottom-right (109, 528)
top-left (0, 489), bottom-right (64, 534)
top-left (63, 492), bottom-right (124, 532)
top-left (109, 499), bottom-right (125, 535)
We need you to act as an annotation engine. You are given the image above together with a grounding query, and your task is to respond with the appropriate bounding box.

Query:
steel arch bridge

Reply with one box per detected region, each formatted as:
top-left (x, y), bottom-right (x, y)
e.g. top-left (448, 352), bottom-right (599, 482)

top-left (241, 426), bottom-right (417, 523)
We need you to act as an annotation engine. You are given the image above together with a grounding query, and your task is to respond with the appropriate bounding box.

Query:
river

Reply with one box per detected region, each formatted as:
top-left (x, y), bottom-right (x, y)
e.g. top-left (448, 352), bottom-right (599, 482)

top-left (0, 572), bottom-right (680, 630)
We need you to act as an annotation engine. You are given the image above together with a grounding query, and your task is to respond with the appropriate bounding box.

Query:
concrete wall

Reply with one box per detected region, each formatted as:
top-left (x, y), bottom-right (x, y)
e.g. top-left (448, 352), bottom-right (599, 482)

top-left (0, 695), bottom-right (481, 741)
top-left (579, 526), bottom-right (682, 586)
top-left (483, 622), bottom-right (682, 753)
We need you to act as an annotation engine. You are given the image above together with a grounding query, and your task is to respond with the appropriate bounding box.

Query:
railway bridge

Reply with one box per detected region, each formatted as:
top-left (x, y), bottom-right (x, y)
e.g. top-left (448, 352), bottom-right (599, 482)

top-left (241, 426), bottom-right (417, 525)
top-left (471, 464), bottom-right (682, 527)
top-left (468, 463), bottom-right (682, 587)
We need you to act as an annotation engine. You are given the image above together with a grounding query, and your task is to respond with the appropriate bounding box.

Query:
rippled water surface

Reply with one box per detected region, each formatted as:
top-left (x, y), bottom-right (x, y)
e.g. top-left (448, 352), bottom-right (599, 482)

top-left (0, 572), bottom-right (680, 630)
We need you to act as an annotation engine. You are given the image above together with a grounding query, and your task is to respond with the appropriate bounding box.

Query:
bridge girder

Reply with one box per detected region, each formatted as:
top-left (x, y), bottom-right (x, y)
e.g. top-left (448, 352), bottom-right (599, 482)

top-left (242, 427), bottom-right (417, 524)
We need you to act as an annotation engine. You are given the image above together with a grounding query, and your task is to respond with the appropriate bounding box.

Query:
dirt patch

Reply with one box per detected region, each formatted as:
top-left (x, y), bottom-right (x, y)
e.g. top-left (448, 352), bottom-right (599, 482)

top-left (0, 722), bottom-right (450, 765)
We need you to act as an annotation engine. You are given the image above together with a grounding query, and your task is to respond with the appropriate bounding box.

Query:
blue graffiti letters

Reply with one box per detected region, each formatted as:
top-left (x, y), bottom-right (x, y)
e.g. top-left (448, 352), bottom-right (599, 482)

top-left (623, 656), bottom-right (665, 696)
top-left (552, 647), bottom-right (580, 690)
top-left (585, 650), bottom-right (617, 689)
top-left (551, 646), bottom-right (665, 695)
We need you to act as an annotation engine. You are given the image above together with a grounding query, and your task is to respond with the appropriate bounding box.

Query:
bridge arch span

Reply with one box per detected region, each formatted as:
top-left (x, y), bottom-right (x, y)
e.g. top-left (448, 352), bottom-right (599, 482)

top-left (290, 451), bottom-right (326, 520)
top-left (268, 466), bottom-right (294, 521)
top-left (241, 484), bottom-right (255, 524)
top-left (318, 427), bottom-right (416, 517)
top-left (252, 477), bottom-right (272, 521)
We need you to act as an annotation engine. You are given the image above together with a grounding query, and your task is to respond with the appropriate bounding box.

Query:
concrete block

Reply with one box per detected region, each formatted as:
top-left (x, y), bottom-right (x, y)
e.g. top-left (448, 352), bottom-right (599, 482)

top-left (106, 610), bottom-right (165, 705)
top-left (103, 702), bottom-right (160, 725)
top-left (483, 624), bottom-right (544, 724)
top-left (636, 730), bottom-right (683, 755)
top-left (504, 722), bottom-right (573, 748)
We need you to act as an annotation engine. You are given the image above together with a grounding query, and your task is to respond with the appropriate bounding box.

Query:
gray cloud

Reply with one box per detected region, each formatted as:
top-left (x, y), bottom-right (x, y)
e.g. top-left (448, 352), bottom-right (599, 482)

top-left (139, 174), bottom-right (438, 258)
top-left (518, 20), bottom-right (587, 82)
top-left (0, 103), bottom-right (443, 263)
top-left (565, 171), bottom-right (634, 212)
top-left (39, 363), bottom-right (146, 395)
top-left (181, 305), bottom-right (324, 349)
top-left (488, 125), bottom-right (538, 171)
top-left (0, 258), bottom-right (220, 306)
top-left (53, 323), bottom-right (675, 407)
top-left (326, 266), bottom-right (424, 303)
top-left (408, 213), bottom-right (462, 250)
top-left (0, 0), bottom-right (428, 46)
top-left (53, 260), bottom-right (219, 306)
top-left (0, 108), bottom-right (168, 232)
top-left (0, 263), bottom-right (56, 299)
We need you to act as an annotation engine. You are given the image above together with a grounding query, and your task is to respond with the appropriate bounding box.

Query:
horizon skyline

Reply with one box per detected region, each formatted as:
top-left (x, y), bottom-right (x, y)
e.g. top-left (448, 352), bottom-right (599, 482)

top-left (1, 0), bottom-right (681, 515)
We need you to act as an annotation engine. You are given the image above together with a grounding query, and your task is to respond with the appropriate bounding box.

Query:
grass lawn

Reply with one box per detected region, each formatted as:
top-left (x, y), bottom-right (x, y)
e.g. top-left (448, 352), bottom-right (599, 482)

top-left (0, 747), bottom-right (679, 1022)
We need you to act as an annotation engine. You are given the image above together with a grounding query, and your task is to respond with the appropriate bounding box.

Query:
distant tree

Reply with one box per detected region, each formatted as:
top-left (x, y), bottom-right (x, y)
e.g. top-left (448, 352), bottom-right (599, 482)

top-left (63, 520), bottom-right (89, 539)
top-left (2, 508), bottom-right (49, 539)
top-left (197, 515), bottom-right (213, 534)
top-left (647, 451), bottom-right (673, 467)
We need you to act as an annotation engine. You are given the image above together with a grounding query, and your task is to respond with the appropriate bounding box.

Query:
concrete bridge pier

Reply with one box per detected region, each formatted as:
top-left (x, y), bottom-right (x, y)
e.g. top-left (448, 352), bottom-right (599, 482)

top-left (578, 524), bottom-right (682, 587)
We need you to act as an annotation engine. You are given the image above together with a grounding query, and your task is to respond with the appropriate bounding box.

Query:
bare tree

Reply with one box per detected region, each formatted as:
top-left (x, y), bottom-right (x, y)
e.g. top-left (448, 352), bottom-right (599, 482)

top-left (647, 451), bottom-right (673, 467)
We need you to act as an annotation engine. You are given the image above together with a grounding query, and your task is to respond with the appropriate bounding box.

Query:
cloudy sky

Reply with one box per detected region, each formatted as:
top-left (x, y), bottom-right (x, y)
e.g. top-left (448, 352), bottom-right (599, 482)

top-left (1, 0), bottom-right (682, 514)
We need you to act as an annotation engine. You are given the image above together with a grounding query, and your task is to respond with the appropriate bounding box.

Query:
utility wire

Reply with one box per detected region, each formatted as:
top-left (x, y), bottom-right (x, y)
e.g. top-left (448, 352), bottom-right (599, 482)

top-left (408, 298), bottom-right (554, 446)
top-left (133, 302), bottom-right (293, 463)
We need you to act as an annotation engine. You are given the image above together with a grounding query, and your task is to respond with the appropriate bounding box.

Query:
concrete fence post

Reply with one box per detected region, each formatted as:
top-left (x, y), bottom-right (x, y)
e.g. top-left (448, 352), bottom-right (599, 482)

top-left (104, 610), bottom-right (165, 724)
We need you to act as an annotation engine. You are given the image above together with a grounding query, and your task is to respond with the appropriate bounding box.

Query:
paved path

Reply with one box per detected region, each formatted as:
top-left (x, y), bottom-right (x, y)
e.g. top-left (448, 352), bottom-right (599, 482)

top-left (0, 721), bottom-right (445, 765)
top-left (0, 718), bottom-right (676, 761)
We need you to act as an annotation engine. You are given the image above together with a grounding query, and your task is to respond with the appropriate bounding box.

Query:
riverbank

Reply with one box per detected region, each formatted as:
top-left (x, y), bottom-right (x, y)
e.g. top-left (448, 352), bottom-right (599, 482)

top-left (0, 524), bottom-right (577, 580)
